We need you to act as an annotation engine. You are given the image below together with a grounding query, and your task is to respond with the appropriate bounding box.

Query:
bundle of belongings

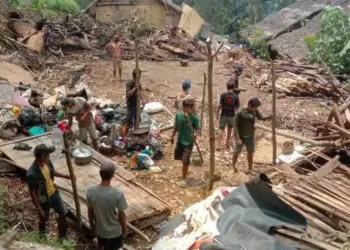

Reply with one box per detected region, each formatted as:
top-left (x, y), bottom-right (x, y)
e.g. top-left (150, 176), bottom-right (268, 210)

top-left (153, 174), bottom-right (307, 250)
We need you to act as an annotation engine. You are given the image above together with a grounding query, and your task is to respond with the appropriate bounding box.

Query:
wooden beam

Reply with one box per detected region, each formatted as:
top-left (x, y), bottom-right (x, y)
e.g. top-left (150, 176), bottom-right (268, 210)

top-left (199, 71), bottom-right (207, 135)
top-left (63, 133), bottom-right (82, 232)
top-left (327, 122), bottom-right (350, 138)
top-left (135, 38), bottom-right (141, 129)
top-left (255, 123), bottom-right (335, 147)
top-left (271, 61), bottom-right (277, 165)
top-left (311, 155), bottom-right (340, 179)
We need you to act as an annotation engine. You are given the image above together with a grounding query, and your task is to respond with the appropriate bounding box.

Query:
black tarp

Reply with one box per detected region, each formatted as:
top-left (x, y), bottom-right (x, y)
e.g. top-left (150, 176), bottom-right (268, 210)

top-left (159, 174), bottom-right (307, 250)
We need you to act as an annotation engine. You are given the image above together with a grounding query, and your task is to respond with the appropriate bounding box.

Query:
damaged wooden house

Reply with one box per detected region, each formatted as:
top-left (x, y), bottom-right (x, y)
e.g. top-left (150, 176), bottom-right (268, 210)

top-left (85, 0), bottom-right (182, 27)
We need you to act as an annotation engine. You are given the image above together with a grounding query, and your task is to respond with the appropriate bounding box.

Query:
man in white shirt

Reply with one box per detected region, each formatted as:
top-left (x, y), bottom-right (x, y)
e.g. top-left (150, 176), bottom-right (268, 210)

top-left (61, 97), bottom-right (98, 149)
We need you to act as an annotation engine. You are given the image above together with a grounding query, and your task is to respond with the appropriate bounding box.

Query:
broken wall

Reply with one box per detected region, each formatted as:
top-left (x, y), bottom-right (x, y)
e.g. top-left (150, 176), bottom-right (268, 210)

top-left (96, 0), bottom-right (166, 27)
top-left (178, 3), bottom-right (204, 37)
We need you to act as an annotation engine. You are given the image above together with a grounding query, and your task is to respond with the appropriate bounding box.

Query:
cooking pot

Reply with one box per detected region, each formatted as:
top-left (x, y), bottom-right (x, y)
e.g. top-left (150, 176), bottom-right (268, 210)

top-left (72, 147), bottom-right (92, 165)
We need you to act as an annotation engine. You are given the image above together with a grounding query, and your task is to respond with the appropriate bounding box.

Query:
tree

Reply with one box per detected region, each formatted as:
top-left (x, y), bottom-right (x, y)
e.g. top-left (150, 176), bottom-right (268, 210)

top-left (305, 6), bottom-right (350, 74)
top-left (10, 0), bottom-right (80, 18)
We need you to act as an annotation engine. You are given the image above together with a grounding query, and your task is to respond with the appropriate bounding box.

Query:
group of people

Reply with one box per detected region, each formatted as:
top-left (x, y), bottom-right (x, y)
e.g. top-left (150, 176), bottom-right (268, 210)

top-left (171, 65), bottom-right (270, 187)
top-left (25, 38), bottom-right (270, 249)
top-left (27, 145), bottom-right (127, 250)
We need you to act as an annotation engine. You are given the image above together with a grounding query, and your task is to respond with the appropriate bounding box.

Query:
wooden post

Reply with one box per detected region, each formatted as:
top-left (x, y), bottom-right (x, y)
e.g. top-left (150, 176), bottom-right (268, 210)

top-left (135, 38), bottom-right (141, 129)
top-left (271, 61), bottom-right (277, 165)
top-left (63, 133), bottom-right (82, 231)
top-left (200, 71), bottom-right (207, 135)
top-left (206, 38), bottom-right (223, 191)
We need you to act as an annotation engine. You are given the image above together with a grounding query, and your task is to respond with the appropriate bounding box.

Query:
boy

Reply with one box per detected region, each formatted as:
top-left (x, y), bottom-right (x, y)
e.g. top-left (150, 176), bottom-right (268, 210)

top-left (232, 97), bottom-right (270, 172)
top-left (171, 98), bottom-right (200, 187)
top-left (217, 80), bottom-right (240, 149)
top-left (87, 160), bottom-right (127, 250)
top-left (175, 78), bottom-right (192, 112)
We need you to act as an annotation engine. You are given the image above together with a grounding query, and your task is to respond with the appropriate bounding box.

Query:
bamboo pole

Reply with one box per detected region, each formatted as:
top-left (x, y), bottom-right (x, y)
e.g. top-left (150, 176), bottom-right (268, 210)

top-left (200, 71), bottom-right (207, 135)
top-left (206, 38), bottom-right (223, 191)
top-left (63, 133), bottom-right (82, 231)
top-left (135, 38), bottom-right (141, 129)
top-left (271, 61), bottom-right (277, 165)
top-left (255, 123), bottom-right (335, 147)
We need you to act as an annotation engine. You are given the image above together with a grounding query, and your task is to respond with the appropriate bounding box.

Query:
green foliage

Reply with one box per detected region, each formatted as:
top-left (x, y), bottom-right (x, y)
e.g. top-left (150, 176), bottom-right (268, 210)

top-left (10, 0), bottom-right (80, 18)
top-left (247, 28), bottom-right (270, 60)
top-left (0, 185), bottom-right (6, 233)
top-left (185, 0), bottom-right (295, 38)
top-left (305, 6), bottom-right (350, 74)
top-left (20, 232), bottom-right (76, 250)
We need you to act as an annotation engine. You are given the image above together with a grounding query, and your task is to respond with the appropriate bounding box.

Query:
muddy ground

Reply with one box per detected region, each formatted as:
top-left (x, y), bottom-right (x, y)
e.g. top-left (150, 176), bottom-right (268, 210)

top-left (1, 54), bottom-right (332, 249)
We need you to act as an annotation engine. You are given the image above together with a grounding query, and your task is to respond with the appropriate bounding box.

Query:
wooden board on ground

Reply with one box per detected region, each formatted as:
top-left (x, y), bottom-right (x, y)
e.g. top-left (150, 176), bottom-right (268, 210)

top-left (0, 134), bottom-right (170, 226)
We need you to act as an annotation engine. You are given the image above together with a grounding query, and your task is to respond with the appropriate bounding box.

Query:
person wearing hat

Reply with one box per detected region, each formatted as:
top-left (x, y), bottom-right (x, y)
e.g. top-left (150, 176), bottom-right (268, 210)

top-left (175, 78), bottom-right (192, 112)
top-left (61, 96), bottom-right (98, 149)
top-left (232, 97), bottom-right (271, 172)
top-left (216, 79), bottom-right (240, 149)
top-left (26, 144), bottom-right (71, 238)
top-left (229, 64), bottom-right (244, 95)
top-left (87, 160), bottom-right (127, 250)
top-left (125, 68), bottom-right (143, 129)
top-left (171, 98), bottom-right (200, 187)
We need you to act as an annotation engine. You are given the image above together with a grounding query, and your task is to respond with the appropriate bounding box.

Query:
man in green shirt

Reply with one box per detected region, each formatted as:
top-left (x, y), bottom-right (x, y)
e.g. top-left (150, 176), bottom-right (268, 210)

top-left (171, 98), bottom-right (200, 187)
top-left (232, 97), bottom-right (270, 172)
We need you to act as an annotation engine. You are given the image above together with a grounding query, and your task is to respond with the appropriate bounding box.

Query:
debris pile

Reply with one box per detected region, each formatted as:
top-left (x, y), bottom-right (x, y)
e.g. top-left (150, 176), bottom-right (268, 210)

top-left (1, 12), bottom-right (207, 71)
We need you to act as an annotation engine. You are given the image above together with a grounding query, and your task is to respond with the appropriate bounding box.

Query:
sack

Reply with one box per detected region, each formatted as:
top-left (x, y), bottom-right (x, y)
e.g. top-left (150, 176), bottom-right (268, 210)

top-left (143, 102), bottom-right (164, 114)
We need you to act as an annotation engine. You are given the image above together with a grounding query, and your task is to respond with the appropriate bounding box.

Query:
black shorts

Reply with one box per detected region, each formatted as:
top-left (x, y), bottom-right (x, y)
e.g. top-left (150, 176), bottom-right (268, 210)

top-left (97, 235), bottom-right (123, 250)
top-left (174, 143), bottom-right (193, 166)
top-left (126, 106), bottom-right (137, 127)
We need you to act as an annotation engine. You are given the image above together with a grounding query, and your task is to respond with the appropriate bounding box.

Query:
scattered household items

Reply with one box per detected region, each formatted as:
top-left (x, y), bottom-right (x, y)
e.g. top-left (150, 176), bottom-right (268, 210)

top-left (18, 106), bottom-right (44, 129)
top-left (180, 60), bottom-right (189, 67)
top-left (13, 142), bottom-right (32, 151)
top-left (71, 147), bottom-right (92, 165)
top-left (0, 108), bottom-right (20, 139)
top-left (28, 125), bottom-right (45, 136)
top-left (51, 125), bottom-right (63, 150)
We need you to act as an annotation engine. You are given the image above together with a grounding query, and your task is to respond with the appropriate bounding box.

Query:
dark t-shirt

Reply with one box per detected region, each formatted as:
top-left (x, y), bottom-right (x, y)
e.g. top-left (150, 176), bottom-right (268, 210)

top-left (125, 80), bottom-right (140, 108)
top-left (220, 91), bottom-right (239, 117)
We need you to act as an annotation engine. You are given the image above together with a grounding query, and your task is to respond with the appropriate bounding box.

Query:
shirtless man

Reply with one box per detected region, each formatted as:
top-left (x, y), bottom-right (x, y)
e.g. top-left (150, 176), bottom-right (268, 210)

top-left (107, 37), bottom-right (123, 81)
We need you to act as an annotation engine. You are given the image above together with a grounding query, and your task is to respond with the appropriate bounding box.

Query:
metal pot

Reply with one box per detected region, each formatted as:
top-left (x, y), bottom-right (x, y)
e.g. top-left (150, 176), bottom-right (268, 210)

top-left (72, 147), bottom-right (92, 165)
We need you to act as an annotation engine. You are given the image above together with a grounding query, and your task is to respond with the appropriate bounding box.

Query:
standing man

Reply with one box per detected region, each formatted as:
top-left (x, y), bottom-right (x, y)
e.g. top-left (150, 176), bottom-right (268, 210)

top-left (229, 64), bottom-right (244, 95)
top-left (26, 144), bottom-right (71, 238)
top-left (171, 98), bottom-right (200, 187)
top-left (60, 97), bottom-right (98, 149)
top-left (87, 160), bottom-right (128, 250)
top-left (106, 37), bottom-right (123, 81)
top-left (175, 78), bottom-right (192, 112)
top-left (125, 69), bottom-right (142, 129)
top-left (232, 97), bottom-right (270, 172)
top-left (216, 80), bottom-right (240, 149)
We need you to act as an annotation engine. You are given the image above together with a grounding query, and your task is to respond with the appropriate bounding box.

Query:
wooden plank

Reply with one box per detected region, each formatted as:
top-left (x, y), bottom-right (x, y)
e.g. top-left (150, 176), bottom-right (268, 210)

top-left (0, 134), bottom-right (169, 225)
top-left (333, 106), bottom-right (344, 127)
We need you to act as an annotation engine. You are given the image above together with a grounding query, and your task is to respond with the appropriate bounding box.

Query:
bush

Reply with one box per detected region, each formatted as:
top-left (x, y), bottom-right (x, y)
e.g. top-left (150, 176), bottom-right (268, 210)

top-left (305, 6), bottom-right (350, 74)
top-left (247, 28), bottom-right (270, 60)
top-left (20, 232), bottom-right (76, 250)
top-left (10, 0), bottom-right (80, 18)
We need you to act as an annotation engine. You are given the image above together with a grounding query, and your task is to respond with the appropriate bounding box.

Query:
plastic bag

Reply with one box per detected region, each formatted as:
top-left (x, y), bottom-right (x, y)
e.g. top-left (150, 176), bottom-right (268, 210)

top-left (143, 102), bottom-right (164, 114)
